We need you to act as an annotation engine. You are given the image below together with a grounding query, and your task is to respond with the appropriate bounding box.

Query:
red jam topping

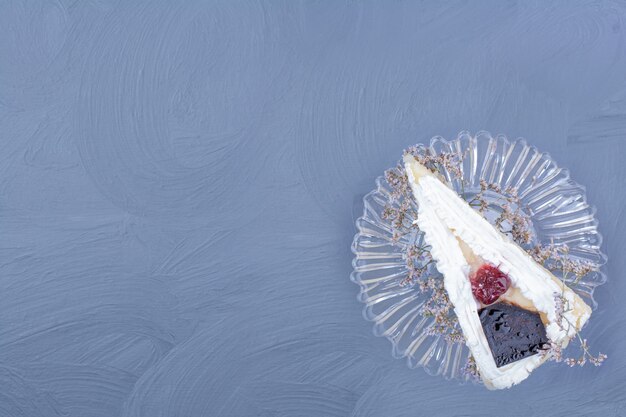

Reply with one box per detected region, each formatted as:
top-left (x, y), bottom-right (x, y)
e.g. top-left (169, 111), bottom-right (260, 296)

top-left (471, 264), bottom-right (510, 305)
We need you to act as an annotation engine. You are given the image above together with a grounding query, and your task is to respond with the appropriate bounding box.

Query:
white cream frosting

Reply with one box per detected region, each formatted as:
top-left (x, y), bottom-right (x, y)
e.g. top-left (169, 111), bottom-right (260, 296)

top-left (403, 154), bottom-right (591, 390)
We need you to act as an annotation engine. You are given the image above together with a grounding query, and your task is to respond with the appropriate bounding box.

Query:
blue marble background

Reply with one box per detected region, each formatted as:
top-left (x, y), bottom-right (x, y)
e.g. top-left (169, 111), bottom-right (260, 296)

top-left (1, 1), bottom-right (625, 416)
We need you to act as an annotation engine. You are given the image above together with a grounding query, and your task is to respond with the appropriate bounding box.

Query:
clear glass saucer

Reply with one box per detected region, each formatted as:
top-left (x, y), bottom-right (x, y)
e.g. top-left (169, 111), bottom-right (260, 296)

top-left (350, 131), bottom-right (607, 381)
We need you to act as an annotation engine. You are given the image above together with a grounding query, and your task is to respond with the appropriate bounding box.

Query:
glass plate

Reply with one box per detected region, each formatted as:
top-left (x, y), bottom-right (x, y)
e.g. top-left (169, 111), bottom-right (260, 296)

top-left (350, 131), bottom-right (607, 382)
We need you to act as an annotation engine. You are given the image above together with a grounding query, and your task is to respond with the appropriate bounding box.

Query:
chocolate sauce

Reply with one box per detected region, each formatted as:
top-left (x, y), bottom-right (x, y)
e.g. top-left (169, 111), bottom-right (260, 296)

top-left (478, 303), bottom-right (549, 368)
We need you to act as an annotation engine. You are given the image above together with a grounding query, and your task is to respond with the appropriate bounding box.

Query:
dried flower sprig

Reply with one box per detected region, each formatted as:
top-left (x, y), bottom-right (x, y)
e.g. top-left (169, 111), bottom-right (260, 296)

top-left (384, 164), bottom-right (411, 202)
top-left (382, 165), bottom-right (419, 243)
top-left (468, 179), bottom-right (532, 245)
top-left (419, 272), bottom-right (464, 344)
top-left (532, 243), bottom-right (607, 367)
top-left (531, 243), bottom-right (597, 284)
top-left (401, 244), bottom-right (432, 286)
top-left (383, 149), bottom-right (466, 345)
top-left (404, 145), bottom-right (465, 180)
top-left (546, 291), bottom-right (608, 367)
top-left (462, 354), bottom-right (481, 382)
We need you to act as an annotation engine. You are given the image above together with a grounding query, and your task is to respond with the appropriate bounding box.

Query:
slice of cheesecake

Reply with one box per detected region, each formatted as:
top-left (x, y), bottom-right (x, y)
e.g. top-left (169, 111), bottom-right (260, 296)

top-left (403, 152), bottom-right (591, 389)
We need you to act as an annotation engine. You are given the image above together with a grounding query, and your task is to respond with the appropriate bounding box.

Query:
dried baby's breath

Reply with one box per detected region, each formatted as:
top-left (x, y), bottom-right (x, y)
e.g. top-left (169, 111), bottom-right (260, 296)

top-left (401, 244), bottom-right (432, 286)
top-left (543, 291), bottom-right (607, 367)
top-left (384, 164), bottom-right (410, 202)
top-left (468, 179), bottom-right (532, 246)
top-left (531, 243), bottom-right (597, 282)
top-left (383, 148), bottom-right (465, 345)
top-left (405, 145), bottom-right (465, 179)
top-left (419, 274), bottom-right (464, 344)
top-left (462, 355), bottom-right (481, 382)
top-left (382, 165), bottom-right (418, 243)
top-left (533, 243), bottom-right (607, 367)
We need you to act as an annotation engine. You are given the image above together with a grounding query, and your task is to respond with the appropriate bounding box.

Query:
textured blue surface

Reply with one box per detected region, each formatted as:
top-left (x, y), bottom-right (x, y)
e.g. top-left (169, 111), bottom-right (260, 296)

top-left (1, 1), bottom-right (625, 416)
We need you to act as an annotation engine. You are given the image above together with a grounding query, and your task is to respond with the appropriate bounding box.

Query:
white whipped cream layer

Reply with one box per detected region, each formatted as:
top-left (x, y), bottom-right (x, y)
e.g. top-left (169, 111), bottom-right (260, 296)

top-left (403, 154), bottom-right (591, 390)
